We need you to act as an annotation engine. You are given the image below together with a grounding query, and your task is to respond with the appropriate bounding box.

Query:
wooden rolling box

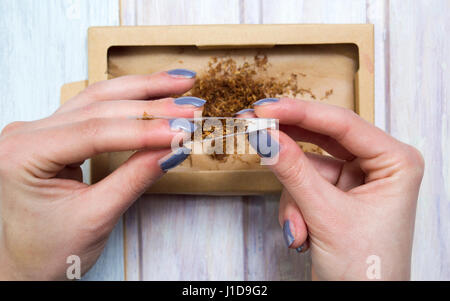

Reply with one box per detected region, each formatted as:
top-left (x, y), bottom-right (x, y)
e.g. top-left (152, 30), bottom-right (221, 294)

top-left (61, 24), bottom-right (374, 195)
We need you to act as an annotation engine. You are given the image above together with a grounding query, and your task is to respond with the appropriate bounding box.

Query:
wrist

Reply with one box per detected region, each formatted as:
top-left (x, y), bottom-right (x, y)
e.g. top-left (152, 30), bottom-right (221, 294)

top-left (0, 245), bottom-right (19, 280)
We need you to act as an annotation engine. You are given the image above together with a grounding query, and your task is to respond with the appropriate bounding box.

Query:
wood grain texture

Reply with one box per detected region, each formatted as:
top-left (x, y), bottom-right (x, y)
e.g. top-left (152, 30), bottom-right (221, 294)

top-left (121, 0), bottom-right (247, 281)
top-left (243, 195), bottom-right (311, 280)
top-left (124, 194), bottom-right (246, 280)
top-left (120, 0), bottom-right (240, 25)
top-left (259, 0), bottom-right (366, 23)
top-left (389, 0), bottom-right (450, 280)
top-left (0, 0), bottom-right (123, 281)
top-left (2, 0), bottom-right (448, 281)
top-left (366, 0), bottom-right (389, 131)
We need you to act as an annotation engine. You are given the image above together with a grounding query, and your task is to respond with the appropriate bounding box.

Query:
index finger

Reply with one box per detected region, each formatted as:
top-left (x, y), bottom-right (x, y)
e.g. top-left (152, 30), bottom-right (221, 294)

top-left (21, 118), bottom-right (193, 174)
top-left (253, 97), bottom-right (400, 159)
top-left (61, 70), bottom-right (197, 112)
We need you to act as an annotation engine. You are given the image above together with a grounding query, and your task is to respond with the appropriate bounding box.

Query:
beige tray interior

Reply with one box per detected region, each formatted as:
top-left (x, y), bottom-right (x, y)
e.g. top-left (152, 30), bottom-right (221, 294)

top-left (107, 44), bottom-right (359, 175)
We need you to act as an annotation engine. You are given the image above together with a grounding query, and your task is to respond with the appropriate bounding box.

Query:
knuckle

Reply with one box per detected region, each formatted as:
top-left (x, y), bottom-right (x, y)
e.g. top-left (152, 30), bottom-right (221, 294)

top-left (80, 102), bottom-right (100, 118)
top-left (143, 120), bottom-right (164, 146)
top-left (342, 107), bottom-right (359, 120)
top-left (143, 74), bottom-right (156, 95)
top-left (0, 135), bottom-right (15, 154)
top-left (0, 136), bottom-right (20, 172)
top-left (1, 121), bottom-right (25, 136)
top-left (0, 142), bottom-right (7, 168)
top-left (139, 118), bottom-right (166, 138)
top-left (345, 108), bottom-right (360, 119)
top-left (81, 82), bottom-right (103, 100)
top-left (400, 144), bottom-right (425, 175)
top-left (327, 108), bottom-right (357, 141)
top-left (80, 118), bottom-right (104, 137)
top-left (145, 118), bottom-right (166, 130)
top-left (133, 121), bottom-right (150, 146)
top-left (338, 108), bottom-right (359, 125)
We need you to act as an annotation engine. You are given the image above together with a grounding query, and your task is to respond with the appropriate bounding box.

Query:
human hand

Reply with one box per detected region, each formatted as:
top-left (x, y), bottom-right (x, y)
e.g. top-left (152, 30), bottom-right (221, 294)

top-left (0, 69), bottom-right (203, 280)
top-left (245, 97), bottom-right (424, 280)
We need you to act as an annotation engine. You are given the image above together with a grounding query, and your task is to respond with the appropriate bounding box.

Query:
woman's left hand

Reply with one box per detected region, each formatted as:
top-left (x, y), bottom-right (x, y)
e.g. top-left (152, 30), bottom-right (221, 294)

top-left (0, 71), bottom-right (201, 280)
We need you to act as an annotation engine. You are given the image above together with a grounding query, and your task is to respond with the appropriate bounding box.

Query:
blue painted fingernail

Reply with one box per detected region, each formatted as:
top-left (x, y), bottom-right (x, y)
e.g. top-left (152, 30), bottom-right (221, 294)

top-left (167, 68), bottom-right (196, 78)
top-left (283, 220), bottom-right (295, 248)
top-left (296, 244), bottom-right (305, 253)
top-left (159, 147), bottom-right (191, 172)
top-left (247, 129), bottom-right (279, 158)
top-left (234, 108), bottom-right (255, 115)
top-left (253, 98), bottom-right (279, 106)
top-left (169, 119), bottom-right (196, 132)
top-left (174, 96), bottom-right (206, 107)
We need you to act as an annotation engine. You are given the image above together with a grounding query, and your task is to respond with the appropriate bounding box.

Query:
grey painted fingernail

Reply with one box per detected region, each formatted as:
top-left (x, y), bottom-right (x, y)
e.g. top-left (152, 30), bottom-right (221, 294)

top-left (253, 98), bottom-right (279, 106)
top-left (169, 119), bottom-right (196, 132)
top-left (234, 108), bottom-right (255, 115)
top-left (247, 129), bottom-right (279, 158)
top-left (159, 147), bottom-right (191, 172)
top-left (296, 244), bottom-right (305, 253)
top-left (283, 220), bottom-right (295, 248)
top-left (174, 96), bottom-right (206, 107)
top-left (167, 68), bottom-right (197, 78)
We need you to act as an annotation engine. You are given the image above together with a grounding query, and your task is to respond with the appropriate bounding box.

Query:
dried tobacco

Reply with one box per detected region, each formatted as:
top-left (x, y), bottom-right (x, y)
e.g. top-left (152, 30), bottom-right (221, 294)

top-left (140, 55), bottom-right (330, 159)
top-left (188, 55), bottom-right (318, 117)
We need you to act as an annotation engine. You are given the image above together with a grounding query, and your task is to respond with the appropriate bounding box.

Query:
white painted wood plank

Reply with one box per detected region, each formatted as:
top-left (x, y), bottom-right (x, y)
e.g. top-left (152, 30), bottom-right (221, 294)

top-left (120, 0), bottom-right (137, 25)
top-left (123, 202), bottom-right (141, 280)
top-left (138, 195), bottom-right (245, 280)
top-left (244, 195), bottom-right (311, 280)
top-left (241, 0), bottom-right (261, 24)
top-left (260, 0), bottom-right (366, 24)
top-left (389, 0), bottom-right (450, 280)
top-left (0, 0), bottom-right (122, 281)
top-left (123, 0), bottom-right (240, 25)
top-left (366, 0), bottom-right (389, 131)
top-left (121, 0), bottom-right (246, 280)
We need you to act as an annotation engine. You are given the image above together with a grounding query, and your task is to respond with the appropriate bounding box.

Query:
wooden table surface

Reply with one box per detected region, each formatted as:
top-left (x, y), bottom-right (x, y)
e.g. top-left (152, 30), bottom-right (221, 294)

top-left (0, 0), bottom-right (448, 280)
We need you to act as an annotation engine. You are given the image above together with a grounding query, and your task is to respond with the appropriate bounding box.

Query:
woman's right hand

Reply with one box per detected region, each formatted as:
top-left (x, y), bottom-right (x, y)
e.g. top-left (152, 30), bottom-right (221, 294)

top-left (247, 97), bottom-right (424, 280)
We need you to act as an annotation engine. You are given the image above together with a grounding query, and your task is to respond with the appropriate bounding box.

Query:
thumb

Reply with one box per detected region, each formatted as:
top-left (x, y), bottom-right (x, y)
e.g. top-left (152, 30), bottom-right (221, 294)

top-left (250, 129), bottom-right (341, 216)
top-left (82, 147), bottom-right (190, 223)
top-left (279, 189), bottom-right (309, 252)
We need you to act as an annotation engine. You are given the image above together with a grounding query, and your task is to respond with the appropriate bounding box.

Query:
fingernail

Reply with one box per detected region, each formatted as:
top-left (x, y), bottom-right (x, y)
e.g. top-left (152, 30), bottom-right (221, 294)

top-left (234, 108), bottom-right (255, 115)
top-left (296, 244), bottom-right (306, 253)
top-left (167, 68), bottom-right (196, 78)
top-left (247, 129), bottom-right (279, 158)
top-left (174, 96), bottom-right (206, 107)
top-left (169, 119), bottom-right (196, 133)
top-left (159, 147), bottom-right (191, 172)
top-left (283, 220), bottom-right (295, 248)
top-left (253, 98), bottom-right (279, 106)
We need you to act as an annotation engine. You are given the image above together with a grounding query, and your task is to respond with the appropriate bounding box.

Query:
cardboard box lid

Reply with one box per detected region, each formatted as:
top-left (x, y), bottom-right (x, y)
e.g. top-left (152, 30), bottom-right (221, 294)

top-left (61, 24), bottom-right (374, 195)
